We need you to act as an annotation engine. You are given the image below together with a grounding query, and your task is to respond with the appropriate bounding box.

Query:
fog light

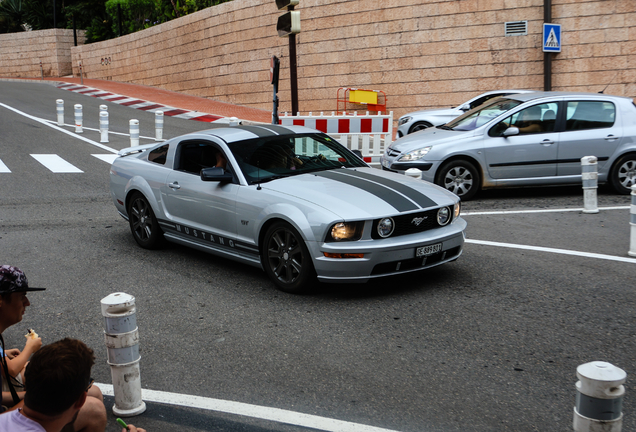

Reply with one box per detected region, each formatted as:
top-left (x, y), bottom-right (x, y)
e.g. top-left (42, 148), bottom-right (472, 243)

top-left (437, 207), bottom-right (451, 226)
top-left (377, 218), bottom-right (394, 238)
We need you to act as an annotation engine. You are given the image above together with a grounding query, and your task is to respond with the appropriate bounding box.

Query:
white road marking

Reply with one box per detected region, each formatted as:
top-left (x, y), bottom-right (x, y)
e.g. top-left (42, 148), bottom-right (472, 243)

top-left (31, 154), bottom-right (83, 173)
top-left (92, 154), bottom-right (119, 164)
top-left (96, 384), bottom-right (403, 432)
top-left (0, 159), bottom-right (10, 173)
top-left (462, 206), bottom-right (629, 216)
top-left (465, 239), bottom-right (636, 264)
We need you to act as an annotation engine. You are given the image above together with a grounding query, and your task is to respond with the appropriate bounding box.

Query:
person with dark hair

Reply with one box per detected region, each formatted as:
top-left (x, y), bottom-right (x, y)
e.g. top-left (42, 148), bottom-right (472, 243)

top-left (0, 338), bottom-right (122, 432)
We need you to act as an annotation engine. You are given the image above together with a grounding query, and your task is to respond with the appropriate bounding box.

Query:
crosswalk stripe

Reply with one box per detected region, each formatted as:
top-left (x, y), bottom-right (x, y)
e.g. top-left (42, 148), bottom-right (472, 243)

top-left (0, 159), bottom-right (10, 173)
top-left (31, 154), bottom-right (83, 173)
top-left (92, 154), bottom-right (119, 164)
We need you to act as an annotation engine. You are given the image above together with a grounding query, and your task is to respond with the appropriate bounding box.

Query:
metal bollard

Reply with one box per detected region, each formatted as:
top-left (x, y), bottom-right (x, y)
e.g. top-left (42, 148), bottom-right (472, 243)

top-left (629, 185), bottom-right (636, 257)
top-left (155, 111), bottom-right (164, 141)
top-left (573, 361), bottom-right (626, 432)
top-left (74, 104), bottom-right (83, 133)
top-left (129, 119), bottom-right (139, 147)
top-left (100, 111), bottom-right (109, 143)
top-left (405, 168), bottom-right (422, 180)
top-left (56, 99), bottom-right (64, 126)
top-left (101, 293), bottom-right (146, 417)
top-left (581, 156), bottom-right (599, 214)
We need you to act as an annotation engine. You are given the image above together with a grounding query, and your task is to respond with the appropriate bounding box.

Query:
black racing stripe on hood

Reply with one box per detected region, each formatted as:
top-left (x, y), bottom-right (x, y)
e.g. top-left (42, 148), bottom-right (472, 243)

top-left (341, 169), bottom-right (438, 209)
top-left (314, 171), bottom-right (419, 212)
top-left (234, 125), bottom-right (284, 137)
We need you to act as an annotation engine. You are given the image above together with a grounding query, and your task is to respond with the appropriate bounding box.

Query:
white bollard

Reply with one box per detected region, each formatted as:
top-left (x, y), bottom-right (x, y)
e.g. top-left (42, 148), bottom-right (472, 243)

top-left (405, 168), bottom-right (422, 180)
top-left (74, 104), bottom-right (83, 133)
top-left (229, 117), bottom-right (240, 126)
top-left (99, 104), bottom-right (108, 129)
top-left (629, 185), bottom-right (636, 257)
top-left (155, 111), bottom-right (164, 141)
top-left (129, 119), bottom-right (139, 147)
top-left (56, 99), bottom-right (64, 126)
top-left (101, 293), bottom-right (146, 417)
top-left (100, 111), bottom-right (109, 143)
top-left (581, 156), bottom-right (599, 214)
top-left (573, 361), bottom-right (626, 432)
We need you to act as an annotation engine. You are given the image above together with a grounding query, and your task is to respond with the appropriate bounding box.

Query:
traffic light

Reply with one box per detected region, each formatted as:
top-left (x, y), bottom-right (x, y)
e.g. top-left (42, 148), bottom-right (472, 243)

top-left (276, 0), bottom-right (298, 9)
top-left (277, 11), bottom-right (300, 37)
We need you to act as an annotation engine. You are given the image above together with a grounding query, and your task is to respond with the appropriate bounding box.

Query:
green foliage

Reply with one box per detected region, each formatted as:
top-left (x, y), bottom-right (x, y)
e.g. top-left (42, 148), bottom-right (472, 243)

top-left (0, 0), bottom-right (232, 40)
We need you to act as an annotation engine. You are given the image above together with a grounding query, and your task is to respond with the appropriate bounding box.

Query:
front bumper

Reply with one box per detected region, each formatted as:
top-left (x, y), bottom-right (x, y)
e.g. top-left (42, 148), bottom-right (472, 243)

top-left (310, 218), bottom-right (466, 283)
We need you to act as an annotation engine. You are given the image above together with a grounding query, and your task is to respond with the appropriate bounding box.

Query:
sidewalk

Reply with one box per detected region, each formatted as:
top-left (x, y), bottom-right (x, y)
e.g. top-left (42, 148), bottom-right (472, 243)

top-left (15, 77), bottom-right (273, 124)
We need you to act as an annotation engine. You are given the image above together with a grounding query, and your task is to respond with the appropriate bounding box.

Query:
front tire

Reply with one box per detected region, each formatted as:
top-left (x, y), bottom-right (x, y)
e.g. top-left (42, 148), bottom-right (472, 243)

top-left (128, 192), bottom-right (163, 249)
top-left (409, 121), bottom-right (433, 134)
top-left (610, 153), bottom-right (636, 194)
top-left (262, 221), bottom-right (316, 294)
top-left (436, 160), bottom-right (481, 200)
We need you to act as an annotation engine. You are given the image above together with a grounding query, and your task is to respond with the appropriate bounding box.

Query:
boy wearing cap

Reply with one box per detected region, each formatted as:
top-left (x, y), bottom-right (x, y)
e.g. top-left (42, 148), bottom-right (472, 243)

top-left (0, 266), bottom-right (108, 432)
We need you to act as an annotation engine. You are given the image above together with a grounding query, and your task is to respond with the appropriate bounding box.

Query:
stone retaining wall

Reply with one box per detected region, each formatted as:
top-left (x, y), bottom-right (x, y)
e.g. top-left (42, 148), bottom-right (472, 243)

top-left (3, 0), bottom-right (634, 118)
top-left (0, 29), bottom-right (86, 78)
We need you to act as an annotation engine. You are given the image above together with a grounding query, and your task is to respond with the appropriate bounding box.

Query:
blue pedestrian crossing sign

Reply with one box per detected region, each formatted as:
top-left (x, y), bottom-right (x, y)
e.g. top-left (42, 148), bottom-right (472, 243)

top-left (543, 23), bottom-right (561, 52)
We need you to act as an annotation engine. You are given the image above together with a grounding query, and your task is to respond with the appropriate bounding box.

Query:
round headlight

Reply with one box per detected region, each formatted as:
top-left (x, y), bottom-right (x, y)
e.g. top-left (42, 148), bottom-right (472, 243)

top-left (437, 207), bottom-right (451, 226)
top-left (377, 218), bottom-right (394, 238)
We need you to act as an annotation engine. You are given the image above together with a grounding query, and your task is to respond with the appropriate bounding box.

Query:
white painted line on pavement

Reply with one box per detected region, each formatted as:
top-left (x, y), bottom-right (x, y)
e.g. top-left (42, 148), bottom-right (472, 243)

top-left (0, 102), bottom-right (118, 153)
top-left (465, 239), bottom-right (636, 264)
top-left (96, 383), bottom-right (403, 432)
top-left (31, 154), bottom-right (83, 173)
top-left (0, 159), bottom-right (10, 173)
top-left (92, 154), bottom-right (119, 164)
top-left (463, 206), bottom-right (629, 216)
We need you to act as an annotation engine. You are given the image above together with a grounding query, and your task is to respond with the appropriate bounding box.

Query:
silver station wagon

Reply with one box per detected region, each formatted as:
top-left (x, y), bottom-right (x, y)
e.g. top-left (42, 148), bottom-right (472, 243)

top-left (383, 92), bottom-right (636, 200)
top-left (110, 125), bottom-right (466, 293)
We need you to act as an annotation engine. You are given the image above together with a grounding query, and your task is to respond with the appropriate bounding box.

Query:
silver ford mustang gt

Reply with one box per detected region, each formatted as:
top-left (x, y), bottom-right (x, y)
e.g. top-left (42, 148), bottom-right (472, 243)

top-left (109, 124), bottom-right (466, 293)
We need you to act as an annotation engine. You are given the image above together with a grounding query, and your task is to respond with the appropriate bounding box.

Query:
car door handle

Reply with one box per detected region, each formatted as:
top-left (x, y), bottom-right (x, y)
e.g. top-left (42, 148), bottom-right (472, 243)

top-left (168, 182), bottom-right (181, 190)
top-left (605, 135), bottom-right (620, 141)
top-left (540, 139), bottom-right (554, 146)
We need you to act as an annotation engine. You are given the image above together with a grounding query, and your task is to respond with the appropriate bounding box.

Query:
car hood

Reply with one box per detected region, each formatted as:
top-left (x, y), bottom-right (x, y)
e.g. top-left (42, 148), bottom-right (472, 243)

top-left (390, 127), bottom-right (473, 153)
top-left (260, 168), bottom-right (455, 220)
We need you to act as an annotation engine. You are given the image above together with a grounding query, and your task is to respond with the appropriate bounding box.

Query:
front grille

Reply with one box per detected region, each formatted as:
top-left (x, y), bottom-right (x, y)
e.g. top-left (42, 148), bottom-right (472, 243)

top-left (371, 246), bottom-right (462, 276)
top-left (372, 208), bottom-right (447, 239)
top-left (386, 148), bottom-right (401, 157)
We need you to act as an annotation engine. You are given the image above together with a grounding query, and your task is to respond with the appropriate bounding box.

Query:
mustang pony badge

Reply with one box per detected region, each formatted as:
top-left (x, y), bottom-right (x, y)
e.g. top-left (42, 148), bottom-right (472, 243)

top-left (411, 216), bottom-right (428, 226)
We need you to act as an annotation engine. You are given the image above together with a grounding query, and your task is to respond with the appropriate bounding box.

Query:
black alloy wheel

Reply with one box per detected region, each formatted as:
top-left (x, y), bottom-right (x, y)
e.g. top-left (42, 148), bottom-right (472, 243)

top-left (436, 159), bottom-right (481, 200)
top-left (262, 221), bottom-right (315, 293)
top-left (128, 192), bottom-right (163, 249)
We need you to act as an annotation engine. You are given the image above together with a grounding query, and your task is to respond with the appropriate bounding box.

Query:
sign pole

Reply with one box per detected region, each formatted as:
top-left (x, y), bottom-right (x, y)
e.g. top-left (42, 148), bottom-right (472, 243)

top-left (289, 31), bottom-right (299, 116)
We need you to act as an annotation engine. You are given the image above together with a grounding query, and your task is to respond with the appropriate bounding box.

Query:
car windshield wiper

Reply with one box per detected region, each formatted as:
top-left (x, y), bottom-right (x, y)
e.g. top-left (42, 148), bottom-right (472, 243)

top-left (436, 125), bottom-right (454, 131)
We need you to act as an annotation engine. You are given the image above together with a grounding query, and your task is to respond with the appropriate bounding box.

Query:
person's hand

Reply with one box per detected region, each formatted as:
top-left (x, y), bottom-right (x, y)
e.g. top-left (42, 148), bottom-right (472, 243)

top-left (5, 348), bottom-right (20, 359)
top-left (124, 425), bottom-right (146, 432)
top-left (25, 336), bottom-right (42, 352)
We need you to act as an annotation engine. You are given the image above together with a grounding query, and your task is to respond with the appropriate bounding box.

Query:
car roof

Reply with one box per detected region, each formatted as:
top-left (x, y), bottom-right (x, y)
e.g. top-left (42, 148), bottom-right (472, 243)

top-left (501, 91), bottom-right (633, 103)
top-left (176, 124), bottom-right (317, 145)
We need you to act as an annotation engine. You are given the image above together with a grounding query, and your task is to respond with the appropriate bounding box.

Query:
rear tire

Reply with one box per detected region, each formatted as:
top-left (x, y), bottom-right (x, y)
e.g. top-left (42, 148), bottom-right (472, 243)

top-left (128, 192), bottom-right (164, 249)
top-left (262, 221), bottom-right (316, 294)
top-left (610, 153), bottom-right (636, 194)
top-left (435, 160), bottom-right (481, 200)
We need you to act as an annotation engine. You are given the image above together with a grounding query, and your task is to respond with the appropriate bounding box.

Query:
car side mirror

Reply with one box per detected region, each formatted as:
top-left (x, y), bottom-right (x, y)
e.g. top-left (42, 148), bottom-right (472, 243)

top-left (503, 126), bottom-right (520, 137)
top-left (201, 167), bottom-right (233, 182)
top-left (459, 103), bottom-right (471, 111)
top-left (351, 149), bottom-right (363, 160)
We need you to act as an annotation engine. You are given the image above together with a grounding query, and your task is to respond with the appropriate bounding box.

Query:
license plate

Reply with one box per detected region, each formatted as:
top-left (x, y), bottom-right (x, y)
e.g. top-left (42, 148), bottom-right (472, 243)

top-left (416, 243), bottom-right (442, 257)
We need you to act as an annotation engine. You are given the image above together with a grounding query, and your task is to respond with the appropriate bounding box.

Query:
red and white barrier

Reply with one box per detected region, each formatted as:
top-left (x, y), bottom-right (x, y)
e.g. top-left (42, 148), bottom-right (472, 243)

top-left (280, 112), bottom-right (393, 167)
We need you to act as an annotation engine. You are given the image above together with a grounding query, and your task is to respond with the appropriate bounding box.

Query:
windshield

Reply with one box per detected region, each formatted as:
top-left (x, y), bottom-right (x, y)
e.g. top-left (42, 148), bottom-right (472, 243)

top-left (446, 98), bottom-right (523, 131)
top-left (228, 133), bottom-right (368, 184)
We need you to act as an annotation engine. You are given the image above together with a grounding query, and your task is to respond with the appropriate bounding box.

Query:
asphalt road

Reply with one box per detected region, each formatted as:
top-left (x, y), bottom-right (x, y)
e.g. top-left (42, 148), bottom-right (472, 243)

top-left (1, 81), bottom-right (635, 432)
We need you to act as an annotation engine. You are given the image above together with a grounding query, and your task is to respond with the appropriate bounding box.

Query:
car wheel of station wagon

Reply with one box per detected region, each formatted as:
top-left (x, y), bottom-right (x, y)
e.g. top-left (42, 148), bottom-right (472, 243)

top-left (128, 192), bottom-right (163, 249)
top-left (409, 121), bottom-right (433, 134)
top-left (262, 221), bottom-right (316, 294)
top-left (436, 160), bottom-right (481, 200)
top-left (610, 153), bottom-right (636, 195)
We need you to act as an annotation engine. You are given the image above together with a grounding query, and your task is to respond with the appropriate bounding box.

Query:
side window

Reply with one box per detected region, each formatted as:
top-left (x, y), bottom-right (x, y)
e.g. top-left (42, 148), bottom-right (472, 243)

top-left (176, 142), bottom-right (227, 175)
top-left (147, 144), bottom-right (169, 165)
top-left (565, 101), bottom-right (615, 131)
top-left (489, 103), bottom-right (558, 137)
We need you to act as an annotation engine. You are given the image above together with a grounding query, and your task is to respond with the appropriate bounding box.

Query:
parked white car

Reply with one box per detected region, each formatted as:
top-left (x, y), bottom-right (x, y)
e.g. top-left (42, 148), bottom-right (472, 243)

top-left (397, 90), bottom-right (534, 137)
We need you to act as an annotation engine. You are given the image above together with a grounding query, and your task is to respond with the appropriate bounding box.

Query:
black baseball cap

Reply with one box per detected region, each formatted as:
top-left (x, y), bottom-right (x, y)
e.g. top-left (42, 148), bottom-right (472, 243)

top-left (0, 265), bottom-right (46, 294)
